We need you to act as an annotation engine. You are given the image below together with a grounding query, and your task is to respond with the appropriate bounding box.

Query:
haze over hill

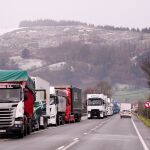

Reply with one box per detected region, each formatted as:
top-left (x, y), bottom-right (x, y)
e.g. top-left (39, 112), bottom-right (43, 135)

top-left (0, 20), bottom-right (150, 90)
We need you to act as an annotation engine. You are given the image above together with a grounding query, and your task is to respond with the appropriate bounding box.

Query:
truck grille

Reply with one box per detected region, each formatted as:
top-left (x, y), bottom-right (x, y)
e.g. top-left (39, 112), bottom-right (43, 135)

top-left (0, 108), bottom-right (14, 128)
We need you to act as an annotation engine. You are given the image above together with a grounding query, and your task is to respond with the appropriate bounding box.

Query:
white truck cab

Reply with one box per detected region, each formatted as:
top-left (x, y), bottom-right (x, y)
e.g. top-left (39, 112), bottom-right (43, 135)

top-left (87, 94), bottom-right (107, 119)
top-left (49, 87), bottom-right (66, 126)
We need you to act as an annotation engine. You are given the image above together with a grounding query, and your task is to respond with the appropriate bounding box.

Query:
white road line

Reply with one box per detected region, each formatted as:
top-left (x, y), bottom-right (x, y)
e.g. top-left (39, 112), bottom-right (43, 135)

top-left (31, 128), bottom-right (49, 134)
top-left (91, 128), bottom-right (95, 131)
top-left (131, 118), bottom-right (149, 150)
top-left (73, 138), bottom-right (79, 141)
top-left (62, 140), bottom-right (79, 150)
top-left (84, 132), bottom-right (88, 135)
top-left (57, 146), bottom-right (65, 150)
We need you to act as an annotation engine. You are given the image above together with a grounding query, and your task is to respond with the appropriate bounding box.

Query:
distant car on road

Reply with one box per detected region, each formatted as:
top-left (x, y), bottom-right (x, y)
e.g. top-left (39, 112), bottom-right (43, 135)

top-left (120, 103), bottom-right (132, 118)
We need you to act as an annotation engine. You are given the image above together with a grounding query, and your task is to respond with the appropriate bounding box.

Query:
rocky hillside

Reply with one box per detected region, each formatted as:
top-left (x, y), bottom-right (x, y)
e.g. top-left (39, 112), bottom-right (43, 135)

top-left (0, 24), bottom-right (150, 89)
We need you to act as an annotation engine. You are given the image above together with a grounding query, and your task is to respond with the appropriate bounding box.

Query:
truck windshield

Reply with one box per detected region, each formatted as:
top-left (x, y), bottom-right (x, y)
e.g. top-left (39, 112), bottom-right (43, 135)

top-left (88, 98), bottom-right (103, 106)
top-left (0, 88), bottom-right (21, 102)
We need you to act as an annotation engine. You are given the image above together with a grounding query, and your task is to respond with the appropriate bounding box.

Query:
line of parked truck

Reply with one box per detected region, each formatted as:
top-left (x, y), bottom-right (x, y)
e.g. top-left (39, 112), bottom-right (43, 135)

top-left (87, 94), bottom-right (120, 119)
top-left (0, 70), bottom-right (119, 138)
top-left (0, 70), bottom-right (82, 138)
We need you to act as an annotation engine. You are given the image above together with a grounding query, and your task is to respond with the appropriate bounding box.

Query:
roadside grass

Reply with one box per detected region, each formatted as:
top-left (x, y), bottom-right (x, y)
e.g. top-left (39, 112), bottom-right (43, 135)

top-left (138, 115), bottom-right (150, 128)
top-left (113, 88), bottom-right (150, 103)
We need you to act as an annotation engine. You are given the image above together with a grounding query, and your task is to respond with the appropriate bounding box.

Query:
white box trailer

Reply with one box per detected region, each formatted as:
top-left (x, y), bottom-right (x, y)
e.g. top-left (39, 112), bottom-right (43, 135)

top-left (49, 87), bottom-right (66, 125)
top-left (31, 77), bottom-right (50, 129)
top-left (87, 94), bottom-right (107, 119)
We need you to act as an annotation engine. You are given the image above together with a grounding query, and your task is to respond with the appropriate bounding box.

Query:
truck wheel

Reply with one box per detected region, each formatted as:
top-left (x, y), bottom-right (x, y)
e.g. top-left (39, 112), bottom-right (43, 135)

top-left (24, 124), bottom-right (28, 136)
top-left (62, 116), bottom-right (65, 125)
top-left (100, 113), bottom-right (104, 119)
top-left (27, 120), bottom-right (32, 135)
top-left (18, 132), bottom-right (24, 138)
top-left (77, 116), bottom-right (81, 122)
top-left (18, 128), bottom-right (24, 138)
top-left (35, 121), bottom-right (40, 131)
top-left (77, 117), bottom-right (80, 122)
top-left (56, 116), bottom-right (60, 126)
top-left (43, 118), bottom-right (48, 129)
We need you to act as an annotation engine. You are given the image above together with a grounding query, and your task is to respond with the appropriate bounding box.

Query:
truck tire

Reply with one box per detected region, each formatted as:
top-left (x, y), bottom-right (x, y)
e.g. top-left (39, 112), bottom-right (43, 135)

top-left (27, 119), bottom-right (32, 135)
top-left (18, 132), bottom-right (24, 138)
top-left (100, 112), bottom-right (104, 119)
top-left (76, 116), bottom-right (81, 122)
top-left (18, 128), bottom-right (24, 138)
top-left (35, 121), bottom-right (40, 131)
top-left (43, 118), bottom-right (48, 129)
top-left (18, 124), bottom-right (27, 138)
top-left (62, 116), bottom-right (65, 125)
top-left (57, 116), bottom-right (60, 126)
top-left (78, 116), bottom-right (81, 122)
top-left (24, 124), bottom-right (27, 136)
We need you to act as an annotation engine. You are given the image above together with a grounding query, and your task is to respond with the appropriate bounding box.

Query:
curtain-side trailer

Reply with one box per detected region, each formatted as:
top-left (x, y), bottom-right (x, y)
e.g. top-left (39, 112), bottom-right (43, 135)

top-left (55, 85), bottom-right (82, 123)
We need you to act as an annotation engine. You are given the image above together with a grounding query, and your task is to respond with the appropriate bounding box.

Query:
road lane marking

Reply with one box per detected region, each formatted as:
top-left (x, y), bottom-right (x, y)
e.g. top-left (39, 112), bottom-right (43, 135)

top-left (62, 140), bottom-right (79, 150)
top-left (73, 138), bottom-right (79, 141)
top-left (31, 128), bottom-right (50, 134)
top-left (91, 128), bottom-right (95, 131)
top-left (57, 146), bottom-right (65, 150)
top-left (84, 132), bottom-right (88, 135)
top-left (131, 118), bottom-right (149, 150)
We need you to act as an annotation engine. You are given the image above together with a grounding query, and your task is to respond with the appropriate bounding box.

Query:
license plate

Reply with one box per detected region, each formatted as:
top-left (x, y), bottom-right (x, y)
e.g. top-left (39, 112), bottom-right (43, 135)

top-left (0, 130), bottom-right (6, 133)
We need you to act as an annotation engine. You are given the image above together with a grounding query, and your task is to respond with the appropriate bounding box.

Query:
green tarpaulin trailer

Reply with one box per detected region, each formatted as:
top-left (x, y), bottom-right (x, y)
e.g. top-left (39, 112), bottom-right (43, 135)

top-left (0, 70), bottom-right (34, 91)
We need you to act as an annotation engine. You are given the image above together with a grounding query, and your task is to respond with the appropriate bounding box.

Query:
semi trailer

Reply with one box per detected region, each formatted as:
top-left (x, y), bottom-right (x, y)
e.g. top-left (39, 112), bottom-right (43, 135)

top-left (31, 77), bottom-right (50, 129)
top-left (0, 70), bottom-right (35, 137)
top-left (55, 86), bottom-right (82, 123)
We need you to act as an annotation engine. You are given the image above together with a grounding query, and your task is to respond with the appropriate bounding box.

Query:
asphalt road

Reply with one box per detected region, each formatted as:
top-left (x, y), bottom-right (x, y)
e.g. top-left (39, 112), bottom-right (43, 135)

top-left (0, 115), bottom-right (149, 150)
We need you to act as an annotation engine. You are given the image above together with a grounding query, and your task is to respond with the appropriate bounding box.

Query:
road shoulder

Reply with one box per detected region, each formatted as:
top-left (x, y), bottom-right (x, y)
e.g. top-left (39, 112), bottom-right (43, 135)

top-left (132, 115), bottom-right (150, 150)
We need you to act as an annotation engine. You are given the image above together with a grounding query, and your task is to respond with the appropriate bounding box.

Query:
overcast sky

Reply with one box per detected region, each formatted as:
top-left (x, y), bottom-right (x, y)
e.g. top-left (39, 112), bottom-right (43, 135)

top-left (0, 0), bottom-right (149, 29)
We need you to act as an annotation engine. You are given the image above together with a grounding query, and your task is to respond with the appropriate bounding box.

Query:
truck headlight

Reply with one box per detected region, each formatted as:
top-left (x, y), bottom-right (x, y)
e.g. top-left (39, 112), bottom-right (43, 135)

top-left (15, 118), bottom-right (23, 125)
top-left (15, 121), bottom-right (23, 124)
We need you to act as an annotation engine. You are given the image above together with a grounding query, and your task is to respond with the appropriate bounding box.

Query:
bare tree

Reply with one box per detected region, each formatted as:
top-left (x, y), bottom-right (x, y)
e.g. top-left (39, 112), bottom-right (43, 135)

top-left (140, 52), bottom-right (150, 87)
top-left (95, 81), bottom-right (112, 97)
